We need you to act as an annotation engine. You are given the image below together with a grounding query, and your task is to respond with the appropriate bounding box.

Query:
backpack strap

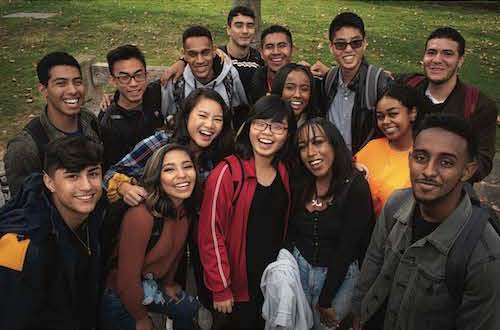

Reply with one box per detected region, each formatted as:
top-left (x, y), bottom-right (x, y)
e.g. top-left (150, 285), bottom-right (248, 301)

top-left (143, 80), bottom-right (164, 122)
top-left (406, 74), bottom-right (426, 88)
top-left (222, 156), bottom-right (245, 206)
top-left (172, 77), bottom-right (186, 113)
top-left (23, 117), bottom-right (49, 165)
top-left (463, 85), bottom-right (480, 120)
top-left (145, 217), bottom-right (165, 252)
top-left (323, 67), bottom-right (339, 106)
top-left (222, 74), bottom-right (234, 109)
top-left (445, 205), bottom-right (494, 305)
top-left (365, 65), bottom-right (383, 111)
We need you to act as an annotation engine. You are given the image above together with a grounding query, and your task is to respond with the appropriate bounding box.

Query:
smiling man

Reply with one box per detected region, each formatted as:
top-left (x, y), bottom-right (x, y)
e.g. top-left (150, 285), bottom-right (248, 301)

top-left (321, 12), bottom-right (390, 154)
top-left (161, 25), bottom-right (248, 126)
top-left (248, 25), bottom-right (294, 104)
top-left (0, 136), bottom-right (105, 329)
top-left (352, 114), bottom-right (500, 330)
top-left (402, 27), bottom-right (498, 182)
top-left (99, 45), bottom-right (164, 170)
top-left (5, 52), bottom-right (101, 196)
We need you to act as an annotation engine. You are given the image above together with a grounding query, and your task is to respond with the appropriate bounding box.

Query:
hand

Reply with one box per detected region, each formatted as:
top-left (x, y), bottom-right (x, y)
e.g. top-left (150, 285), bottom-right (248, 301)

top-left (310, 60), bottom-right (329, 78)
top-left (213, 297), bottom-right (234, 314)
top-left (135, 316), bottom-right (153, 330)
top-left (215, 48), bottom-right (231, 65)
top-left (354, 162), bottom-right (369, 179)
top-left (352, 316), bottom-right (361, 330)
top-left (160, 60), bottom-right (185, 85)
top-left (164, 282), bottom-right (182, 301)
top-left (316, 305), bottom-right (339, 328)
top-left (383, 69), bottom-right (395, 80)
top-left (99, 93), bottom-right (113, 111)
top-left (118, 182), bottom-right (147, 206)
top-left (297, 60), bottom-right (311, 67)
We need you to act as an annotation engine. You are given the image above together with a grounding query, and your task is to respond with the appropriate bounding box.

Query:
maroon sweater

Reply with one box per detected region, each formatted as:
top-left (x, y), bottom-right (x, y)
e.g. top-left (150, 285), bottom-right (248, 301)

top-left (106, 204), bottom-right (189, 320)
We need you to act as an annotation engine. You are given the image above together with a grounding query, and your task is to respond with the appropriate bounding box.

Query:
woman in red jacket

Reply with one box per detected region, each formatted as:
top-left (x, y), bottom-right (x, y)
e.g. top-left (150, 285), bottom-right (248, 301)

top-left (198, 95), bottom-right (297, 329)
top-left (100, 143), bottom-right (211, 330)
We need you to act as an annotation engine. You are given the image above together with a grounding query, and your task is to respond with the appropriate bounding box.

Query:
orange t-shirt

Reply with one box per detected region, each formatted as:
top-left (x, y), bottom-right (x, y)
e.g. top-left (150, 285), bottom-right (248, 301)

top-left (355, 138), bottom-right (411, 217)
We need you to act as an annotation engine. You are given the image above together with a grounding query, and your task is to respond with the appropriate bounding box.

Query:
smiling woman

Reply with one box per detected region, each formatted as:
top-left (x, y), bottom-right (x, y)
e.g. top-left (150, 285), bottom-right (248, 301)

top-left (198, 95), bottom-right (296, 329)
top-left (100, 143), bottom-right (214, 330)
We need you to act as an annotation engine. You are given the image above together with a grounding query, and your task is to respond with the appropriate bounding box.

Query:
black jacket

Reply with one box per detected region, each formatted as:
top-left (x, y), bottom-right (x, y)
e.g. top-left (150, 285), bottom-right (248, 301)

top-left (0, 174), bottom-right (105, 330)
top-left (321, 59), bottom-right (390, 154)
top-left (98, 80), bottom-right (164, 171)
top-left (399, 75), bottom-right (498, 182)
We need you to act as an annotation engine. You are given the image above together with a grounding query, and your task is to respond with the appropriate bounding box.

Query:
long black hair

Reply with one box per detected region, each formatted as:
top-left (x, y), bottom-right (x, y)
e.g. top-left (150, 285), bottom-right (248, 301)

top-left (173, 88), bottom-right (234, 163)
top-left (235, 95), bottom-right (296, 166)
top-left (293, 118), bottom-right (354, 209)
top-left (271, 63), bottom-right (319, 120)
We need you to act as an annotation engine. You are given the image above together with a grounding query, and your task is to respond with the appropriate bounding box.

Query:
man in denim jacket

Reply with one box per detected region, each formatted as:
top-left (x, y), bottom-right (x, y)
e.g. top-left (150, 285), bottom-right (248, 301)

top-left (352, 114), bottom-right (500, 330)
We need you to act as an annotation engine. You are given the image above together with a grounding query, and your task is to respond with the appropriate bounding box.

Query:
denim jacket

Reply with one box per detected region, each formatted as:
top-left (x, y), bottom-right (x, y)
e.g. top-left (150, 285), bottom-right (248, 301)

top-left (353, 188), bottom-right (500, 330)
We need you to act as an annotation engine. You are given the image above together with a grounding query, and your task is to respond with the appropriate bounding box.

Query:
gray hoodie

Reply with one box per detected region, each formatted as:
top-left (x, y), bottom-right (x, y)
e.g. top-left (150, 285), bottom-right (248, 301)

top-left (161, 53), bottom-right (248, 118)
top-left (261, 249), bottom-right (313, 330)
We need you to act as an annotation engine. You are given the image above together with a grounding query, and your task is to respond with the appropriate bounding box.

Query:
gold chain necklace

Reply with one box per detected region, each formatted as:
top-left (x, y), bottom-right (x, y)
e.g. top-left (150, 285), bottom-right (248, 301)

top-left (70, 223), bottom-right (91, 256)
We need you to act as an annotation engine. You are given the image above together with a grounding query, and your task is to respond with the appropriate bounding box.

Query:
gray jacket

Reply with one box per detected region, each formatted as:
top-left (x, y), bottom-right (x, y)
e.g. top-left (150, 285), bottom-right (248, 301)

top-left (4, 107), bottom-right (100, 195)
top-left (260, 248), bottom-right (313, 330)
top-left (353, 188), bottom-right (500, 330)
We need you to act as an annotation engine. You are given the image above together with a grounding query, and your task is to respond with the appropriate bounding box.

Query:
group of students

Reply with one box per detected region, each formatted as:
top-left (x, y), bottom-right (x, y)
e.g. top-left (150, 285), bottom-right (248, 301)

top-left (0, 5), bottom-right (499, 330)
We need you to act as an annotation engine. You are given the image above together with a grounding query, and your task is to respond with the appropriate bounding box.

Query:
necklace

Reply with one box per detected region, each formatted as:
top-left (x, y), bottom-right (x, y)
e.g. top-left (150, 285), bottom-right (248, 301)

top-left (70, 222), bottom-right (91, 256)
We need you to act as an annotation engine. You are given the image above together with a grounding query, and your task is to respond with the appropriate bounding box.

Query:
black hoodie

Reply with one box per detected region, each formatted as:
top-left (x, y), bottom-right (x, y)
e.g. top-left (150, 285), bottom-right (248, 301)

top-left (0, 173), bottom-right (105, 330)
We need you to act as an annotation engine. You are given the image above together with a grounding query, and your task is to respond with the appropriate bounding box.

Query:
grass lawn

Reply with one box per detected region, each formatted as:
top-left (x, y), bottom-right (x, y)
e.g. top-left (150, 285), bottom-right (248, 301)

top-left (0, 0), bottom-right (498, 151)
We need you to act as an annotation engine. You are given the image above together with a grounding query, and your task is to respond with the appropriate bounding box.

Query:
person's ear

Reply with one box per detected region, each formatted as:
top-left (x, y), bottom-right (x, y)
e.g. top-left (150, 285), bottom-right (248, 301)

top-left (458, 55), bottom-right (464, 69)
top-left (43, 172), bottom-right (56, 193)
top-left (461, 159), bottom-right (478, 182)
top-left (38, 83), bottom-right (48, 98)
top-left (409, 106), bottom-right (417, 122)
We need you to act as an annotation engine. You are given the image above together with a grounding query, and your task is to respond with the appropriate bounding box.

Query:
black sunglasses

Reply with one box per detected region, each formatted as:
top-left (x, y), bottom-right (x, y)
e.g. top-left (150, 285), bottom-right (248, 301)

top-left (332, 38), bottom-right (364, 51)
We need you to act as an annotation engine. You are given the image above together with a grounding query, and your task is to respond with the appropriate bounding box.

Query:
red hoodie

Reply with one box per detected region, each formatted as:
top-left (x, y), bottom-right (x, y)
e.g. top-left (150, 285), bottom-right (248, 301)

top-left (198, 155), bottom-right (290, 303)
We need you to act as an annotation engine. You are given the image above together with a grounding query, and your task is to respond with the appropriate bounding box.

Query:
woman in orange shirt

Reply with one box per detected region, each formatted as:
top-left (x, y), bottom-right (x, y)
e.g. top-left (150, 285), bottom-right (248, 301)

top-left (355, 84), bottom-right (417, 217)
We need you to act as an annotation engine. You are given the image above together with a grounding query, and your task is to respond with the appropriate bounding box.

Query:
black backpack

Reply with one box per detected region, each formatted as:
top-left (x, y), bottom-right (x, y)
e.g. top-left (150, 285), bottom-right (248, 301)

top-left (384, 190), bottom-right (500, 305)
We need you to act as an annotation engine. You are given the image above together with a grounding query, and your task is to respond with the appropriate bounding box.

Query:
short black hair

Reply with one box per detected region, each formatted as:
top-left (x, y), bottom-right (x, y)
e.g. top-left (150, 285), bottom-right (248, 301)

top-left (227, 5), bottom-right (255, 26)
top-left (414, 113), bottom-right (478, 161)
top-left (36, 52), bottom-right (81, 86)
top-left (106, 44), bottom-right (146, 74)
top-left (260, 25), bottom-right (293, 48)
top-left (329, 12), bottom-right (365, 42)
top-left (426, 27), bottom-right (465, 56)
top-left (378, 83), bottom-right (418, 112)
top-left (182, 25), bottom-right (213, 45)
top-left (235, 95), bottom-right (296, 165)
top-left (44, 135), bottom-right (103, 176)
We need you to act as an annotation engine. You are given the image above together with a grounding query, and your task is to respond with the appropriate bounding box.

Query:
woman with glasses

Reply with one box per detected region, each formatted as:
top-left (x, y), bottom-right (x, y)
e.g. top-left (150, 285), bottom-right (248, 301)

top-left (198, 95), bottom-right (296, 329)
top-left (287, 118), bottom-right (374, 329)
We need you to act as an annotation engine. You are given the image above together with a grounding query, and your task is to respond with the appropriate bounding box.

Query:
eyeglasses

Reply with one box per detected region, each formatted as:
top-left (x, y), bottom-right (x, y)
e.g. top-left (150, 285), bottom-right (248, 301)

top-left (114, 72), bottom-right (147, 84)
top-left (332, 38), bottom-right (364, 51)
top-left (252, 119), bottom-right (288, 135)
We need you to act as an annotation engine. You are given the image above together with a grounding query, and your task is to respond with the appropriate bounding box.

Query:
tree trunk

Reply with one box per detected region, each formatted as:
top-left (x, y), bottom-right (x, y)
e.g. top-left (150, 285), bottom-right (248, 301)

top-left (232, 0), bottom-right (262, 45)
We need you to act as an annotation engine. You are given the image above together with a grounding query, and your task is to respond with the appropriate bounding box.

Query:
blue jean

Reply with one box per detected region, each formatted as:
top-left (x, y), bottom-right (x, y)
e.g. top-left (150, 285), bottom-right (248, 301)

top-left (293, 247), bottom-right (359, 330)
top-left (99, 287), bottom-right (201, 330)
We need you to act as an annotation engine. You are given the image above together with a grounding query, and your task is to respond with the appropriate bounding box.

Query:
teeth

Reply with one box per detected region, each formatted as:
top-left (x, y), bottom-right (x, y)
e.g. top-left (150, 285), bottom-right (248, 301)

top-left (175, 182), bottom-right (190, 188)
top-left (75, 194), bottom-right (93, 200)
top-left (343, 55), bottom-right (354, 61)
top-left (200, 130), bottom-right (213, 136)
top-left (259, 138), bottom-right (273, 144)
top-left (290, 101), bottom-right (302, 106)
top-left (271, 58), bottom-right (282, 62)
top-left (310, 159), bottom-right (322, 166)
top-left (384, 127), bottom-right (397, 133)
top-left (64, 99), bottom-right (78, 104)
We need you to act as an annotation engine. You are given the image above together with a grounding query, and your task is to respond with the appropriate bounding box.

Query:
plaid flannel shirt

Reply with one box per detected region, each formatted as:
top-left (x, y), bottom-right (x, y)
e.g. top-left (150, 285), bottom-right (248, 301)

top-left (104, 130), bottom-right (214, 190)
